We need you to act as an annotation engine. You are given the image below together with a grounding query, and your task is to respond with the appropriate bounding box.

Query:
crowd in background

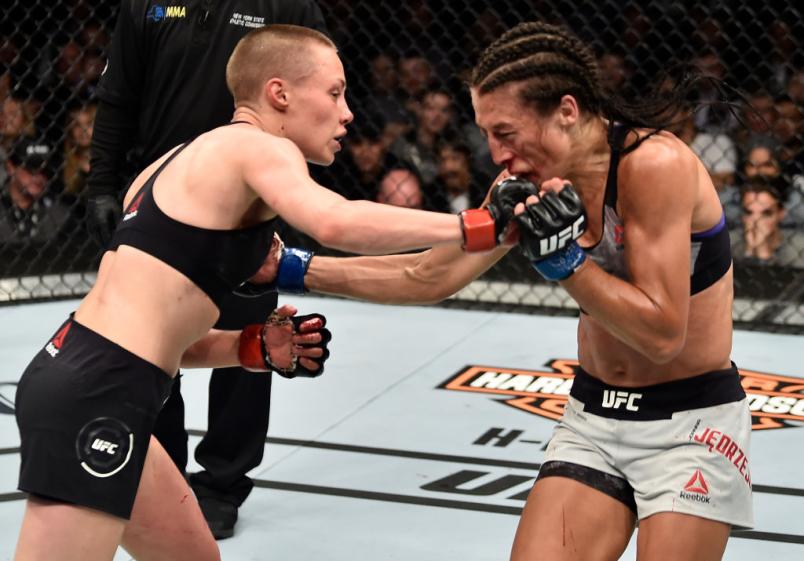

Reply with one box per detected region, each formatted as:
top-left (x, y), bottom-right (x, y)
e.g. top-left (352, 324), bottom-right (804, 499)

top-left (0, 0), bottom-right (803, 278)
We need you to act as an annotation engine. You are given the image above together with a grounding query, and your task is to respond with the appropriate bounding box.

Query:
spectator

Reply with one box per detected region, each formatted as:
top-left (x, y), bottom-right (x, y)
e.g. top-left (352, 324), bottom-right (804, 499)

top-left (376, 168), bottom-right (423, 209)
top-left (775, 94), bottom-right (804, 223)
top-left (55, 40), bottom-right (84, 92)
top-left (672, 105), bottom-right (741, 225)
top-left (0, 137), bottom-right (70, 244)
top-left (0, 36), bottom-right (18, 100)
top-left (63, 103), bottom-right (96, 195)
top-left (0, 72), bottom-right (10, 102)
top-left (734, 90), bottom-right (777, 149)
top-left (79, 19), bottom-right (111, 53)
top-left (314, 118), bottom-right (408, 201)
top-left (692, 49), bottom-right (739, 133)
top-left (1, 95), bottom-right (36, 149)
top-left (1, 95), bottom-right (37, 188)
top-left (767, 21), bottom-right (799, 93)
top-left (733, 175), bottom-right (804, 268)
top-left (77, 49), bottom-right (106, 99)
top-left (691, 10), bottom-right (728, 52)
top-left (398, 52), bottom-right (435, 116)
top-left (425, 139), bottom-right (484, 213)
top-left (457, 7), bottom-right (506, 71)
top-left (741, 139), bottom-right (804, 228)
top-left (597, 49), bottom-right (634, 97)
top-left (674, 106), bottom-right (738, 188)
top-left (390, 87), bottom-right (456, 185)
top-left (742, 139), bottom-right (782, 180)
top-left (362, 52), bottom-right (410, 147)
top-left (774, 95), bottom-right (803, 167)
top-left (787, 68), bottom-right (804, 106)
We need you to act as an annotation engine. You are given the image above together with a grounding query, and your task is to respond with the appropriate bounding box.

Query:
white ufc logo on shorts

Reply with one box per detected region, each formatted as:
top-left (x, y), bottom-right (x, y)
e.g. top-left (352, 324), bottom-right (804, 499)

top-left (539, 216), bottom-right (585, 254)
top-left (91, 438), bottom-right (119, 455)
top-left (602, 390), bottom-right (642, 411)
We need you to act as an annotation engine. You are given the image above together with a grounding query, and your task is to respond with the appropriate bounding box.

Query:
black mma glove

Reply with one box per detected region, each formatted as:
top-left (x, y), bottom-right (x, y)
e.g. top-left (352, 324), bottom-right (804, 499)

top-left (239, 309), bottom-right (331, 378)
top-left (459, 176), bottom-right (540, 250)
top-left (516, 182), bottom-right (587, 281)
top-left (488, 176), bottom-right (541, 244)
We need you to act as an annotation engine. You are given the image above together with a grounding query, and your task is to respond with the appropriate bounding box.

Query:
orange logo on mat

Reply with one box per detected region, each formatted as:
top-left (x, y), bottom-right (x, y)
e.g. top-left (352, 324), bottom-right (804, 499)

top-left (684, 469), bottom-right (709, 494)
top-left (438, 360), bottom-right (804, 431)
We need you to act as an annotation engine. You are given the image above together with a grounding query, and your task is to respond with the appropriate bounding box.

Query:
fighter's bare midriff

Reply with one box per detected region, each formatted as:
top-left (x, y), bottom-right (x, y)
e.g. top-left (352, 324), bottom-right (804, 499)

top-left (577, 267), bottom-right (734, 386)
top-left (75, 248), bottom-right (220, 376)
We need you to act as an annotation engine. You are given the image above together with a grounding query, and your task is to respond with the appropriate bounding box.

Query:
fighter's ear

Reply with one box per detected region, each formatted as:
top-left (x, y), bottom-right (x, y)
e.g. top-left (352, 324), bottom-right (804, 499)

top-left (556, 94), bottom-right (580, 128)
top-left (265, 78), bottom-right (289, 110)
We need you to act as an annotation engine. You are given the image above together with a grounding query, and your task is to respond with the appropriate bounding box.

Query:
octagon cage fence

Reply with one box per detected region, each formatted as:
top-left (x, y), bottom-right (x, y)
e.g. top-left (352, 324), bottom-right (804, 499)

top-left (1, 0), bottom-right (802, 333)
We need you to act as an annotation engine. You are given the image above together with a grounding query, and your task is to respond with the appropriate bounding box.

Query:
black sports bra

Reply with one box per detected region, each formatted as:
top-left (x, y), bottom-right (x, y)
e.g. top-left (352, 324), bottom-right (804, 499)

top-left (584, 122), bottom-right (732, 295)
top-left (108, 133), bottom-right (276, 308)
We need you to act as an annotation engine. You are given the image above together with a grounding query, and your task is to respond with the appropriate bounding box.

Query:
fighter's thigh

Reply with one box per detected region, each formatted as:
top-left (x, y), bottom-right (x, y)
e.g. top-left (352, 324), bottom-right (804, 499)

top-left (121, 436), bottom-right (219, 561)
top-left (510, 476), bottom-right (636, 561)
top-left (14, 496), bottom-right (124, 561)
top-left (636, 512), bottom-right (730, 561)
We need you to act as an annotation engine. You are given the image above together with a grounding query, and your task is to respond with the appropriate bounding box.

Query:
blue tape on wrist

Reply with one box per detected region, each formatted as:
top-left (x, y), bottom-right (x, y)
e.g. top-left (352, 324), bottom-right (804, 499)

top-left (276, 247), bottom-right (314, 294)
top-left (532, 241), bottom-right (586, 281)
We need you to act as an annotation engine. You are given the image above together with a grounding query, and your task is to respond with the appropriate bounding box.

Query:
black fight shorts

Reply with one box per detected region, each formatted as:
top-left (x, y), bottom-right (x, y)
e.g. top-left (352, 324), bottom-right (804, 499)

top-left (15, 316), bottom-right (174, 519)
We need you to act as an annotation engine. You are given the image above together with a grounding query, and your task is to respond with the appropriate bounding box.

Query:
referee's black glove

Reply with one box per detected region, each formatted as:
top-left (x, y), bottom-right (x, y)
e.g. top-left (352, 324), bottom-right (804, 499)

top-left (86, 193), bottom-right (122, 248)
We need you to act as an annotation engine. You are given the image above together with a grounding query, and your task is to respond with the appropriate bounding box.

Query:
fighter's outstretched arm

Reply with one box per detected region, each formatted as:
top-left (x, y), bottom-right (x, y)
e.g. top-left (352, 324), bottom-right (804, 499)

top-left (244, 136), bottom-right (500, 255)
top-left (306, 243), bottom-right (511, 305)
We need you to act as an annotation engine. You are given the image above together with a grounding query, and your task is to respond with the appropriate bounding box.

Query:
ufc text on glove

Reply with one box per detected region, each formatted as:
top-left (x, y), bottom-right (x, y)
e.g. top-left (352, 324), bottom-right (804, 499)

top-left (516, 183), bottom-right (587, 281)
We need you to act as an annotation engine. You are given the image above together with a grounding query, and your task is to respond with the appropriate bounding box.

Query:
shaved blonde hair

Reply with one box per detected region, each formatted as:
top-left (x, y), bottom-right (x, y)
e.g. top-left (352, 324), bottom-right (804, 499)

top-left (226, 24), bottom-right (337, 105)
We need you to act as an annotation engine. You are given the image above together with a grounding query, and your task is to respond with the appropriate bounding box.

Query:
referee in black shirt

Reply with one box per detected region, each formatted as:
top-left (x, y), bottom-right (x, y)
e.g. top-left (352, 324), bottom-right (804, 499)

top-left (86, 0), bottom-right (328, 540)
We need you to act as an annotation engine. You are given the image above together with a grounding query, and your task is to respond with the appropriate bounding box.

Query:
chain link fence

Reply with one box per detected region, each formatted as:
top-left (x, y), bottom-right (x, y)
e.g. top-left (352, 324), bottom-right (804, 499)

top-left (1, 1), bottom-right (802, 331)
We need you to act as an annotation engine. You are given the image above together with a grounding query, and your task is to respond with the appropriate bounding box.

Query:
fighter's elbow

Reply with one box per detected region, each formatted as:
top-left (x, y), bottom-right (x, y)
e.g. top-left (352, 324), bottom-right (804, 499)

top-left (642, 330), bottom-right (686, 364)
top-left (312, 218), bottom-right (347, 250)
top-left (179, 342), bottom-right (206, 368)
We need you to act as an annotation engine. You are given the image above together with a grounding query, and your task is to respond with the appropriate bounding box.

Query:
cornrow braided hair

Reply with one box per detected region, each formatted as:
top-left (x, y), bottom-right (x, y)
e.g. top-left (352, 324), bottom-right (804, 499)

top-left (471, 21), bottom-right (743, 132)
top-left (472, 22), bottom-right (601, 109)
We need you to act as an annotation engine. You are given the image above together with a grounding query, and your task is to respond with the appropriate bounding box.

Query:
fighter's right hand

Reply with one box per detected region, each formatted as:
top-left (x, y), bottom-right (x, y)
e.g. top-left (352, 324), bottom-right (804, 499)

top-left (460, 176), bottom-right (540, 252)
top-left (86, 193), bottom-right (122, 247)
top-left (238, 304), bottom-right (331, 378)
top-left (515, 180), bottom-right (587, 281)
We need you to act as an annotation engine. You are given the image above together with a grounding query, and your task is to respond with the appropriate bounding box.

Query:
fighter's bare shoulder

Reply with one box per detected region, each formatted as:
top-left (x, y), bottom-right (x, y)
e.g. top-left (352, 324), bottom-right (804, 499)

top-left (618, 130), bottom-right (698, 200)
top-left (211, 124), bottom-right (307, 171)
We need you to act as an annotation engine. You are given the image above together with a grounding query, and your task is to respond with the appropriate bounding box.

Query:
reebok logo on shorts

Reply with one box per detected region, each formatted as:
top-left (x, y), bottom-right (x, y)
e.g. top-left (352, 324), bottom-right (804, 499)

top-left (45, 321), bottom-right (72, 357)
top-left (123, 192), bottom-right (144, 221)
top-left (679, 468), bottom-right (711, 503)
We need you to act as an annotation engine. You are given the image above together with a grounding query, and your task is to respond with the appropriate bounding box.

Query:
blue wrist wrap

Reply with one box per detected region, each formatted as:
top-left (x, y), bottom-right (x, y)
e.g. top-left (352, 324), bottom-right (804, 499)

top-left (531, 241), bottom-right (587, 281)
top-left (276, 247), bottom-right (314, 294)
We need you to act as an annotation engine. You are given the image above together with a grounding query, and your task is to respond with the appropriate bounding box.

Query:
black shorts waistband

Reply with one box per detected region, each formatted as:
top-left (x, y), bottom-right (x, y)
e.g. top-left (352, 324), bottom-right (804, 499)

top-left (570, 364), bottom-right (745, 420)
top-left (43, 315), bottom-right (175, 402)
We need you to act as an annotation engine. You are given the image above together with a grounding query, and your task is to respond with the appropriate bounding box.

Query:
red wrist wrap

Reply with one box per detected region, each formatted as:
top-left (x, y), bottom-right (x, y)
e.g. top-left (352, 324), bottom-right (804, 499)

top-left (238, 324), bottom-right (267, 371)
top-left (460, 209), bottom-right (497, 252)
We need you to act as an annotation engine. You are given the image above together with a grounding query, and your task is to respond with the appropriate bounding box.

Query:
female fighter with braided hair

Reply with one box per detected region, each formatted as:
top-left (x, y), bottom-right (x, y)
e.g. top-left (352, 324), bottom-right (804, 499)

top-left (12, 25), bottom-right (516, 561)
top-left (273, 20), bottom-right (749, 561)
